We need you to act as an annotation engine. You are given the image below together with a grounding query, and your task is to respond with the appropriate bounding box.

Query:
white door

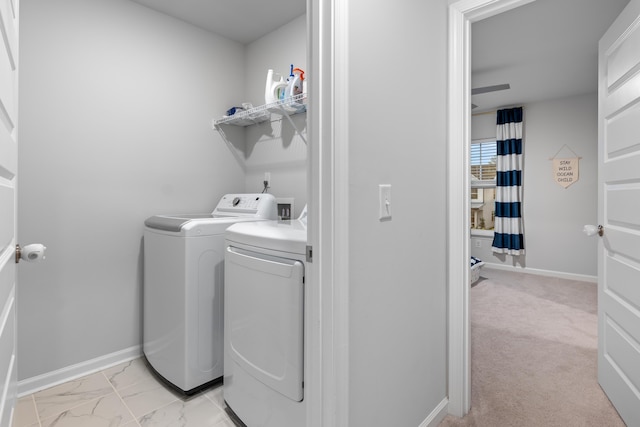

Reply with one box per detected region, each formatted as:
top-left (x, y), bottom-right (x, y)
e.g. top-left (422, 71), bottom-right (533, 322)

top-left (0, 0), bottom-right (19, 425)
top-left (597, 0), bottom-right (640, 425)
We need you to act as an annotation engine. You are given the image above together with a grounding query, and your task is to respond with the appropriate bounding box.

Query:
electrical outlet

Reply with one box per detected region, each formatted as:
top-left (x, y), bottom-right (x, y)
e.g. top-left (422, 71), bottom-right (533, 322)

top-left (475, 240), bottom-right (481, 248)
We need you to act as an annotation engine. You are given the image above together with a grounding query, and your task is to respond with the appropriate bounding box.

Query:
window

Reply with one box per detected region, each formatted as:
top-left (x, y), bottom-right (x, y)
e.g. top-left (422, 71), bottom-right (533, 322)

top-left (471, 140), bottom-right (497, 233)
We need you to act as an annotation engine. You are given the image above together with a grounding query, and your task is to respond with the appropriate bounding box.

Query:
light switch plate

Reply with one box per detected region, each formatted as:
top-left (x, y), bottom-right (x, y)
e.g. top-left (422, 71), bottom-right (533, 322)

top-left (379, 184), bottom-right (391, 221)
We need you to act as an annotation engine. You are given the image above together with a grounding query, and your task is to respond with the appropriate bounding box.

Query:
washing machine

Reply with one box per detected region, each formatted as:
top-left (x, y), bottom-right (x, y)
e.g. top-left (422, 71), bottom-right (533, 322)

top-left (223, 209), bottom-right (307, 427)
top-left (143, 194), bottom-right (277, 395)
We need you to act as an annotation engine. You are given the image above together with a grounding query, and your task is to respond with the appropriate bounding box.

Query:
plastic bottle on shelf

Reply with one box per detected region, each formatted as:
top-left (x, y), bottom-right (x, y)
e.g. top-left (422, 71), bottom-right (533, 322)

top-left (265, 69), bottom-right (288, 105)
top-left (286, 66), bottom-right (305, 98)
top-left (285, 66), bottom-right (306, 112)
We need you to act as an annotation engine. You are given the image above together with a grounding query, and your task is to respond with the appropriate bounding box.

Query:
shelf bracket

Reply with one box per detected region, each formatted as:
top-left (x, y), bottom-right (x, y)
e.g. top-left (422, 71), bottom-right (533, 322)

top-left (211, 94), bottom-right (308, 162)
top-left (273, 104), bottom-right (308, 145)
top-left (212, 122), bottom-right (247, 172)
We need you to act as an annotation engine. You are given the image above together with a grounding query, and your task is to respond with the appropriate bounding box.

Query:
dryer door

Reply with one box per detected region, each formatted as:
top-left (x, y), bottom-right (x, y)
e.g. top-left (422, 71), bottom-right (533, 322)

top-left (225, 246), bottom-right (304, 402)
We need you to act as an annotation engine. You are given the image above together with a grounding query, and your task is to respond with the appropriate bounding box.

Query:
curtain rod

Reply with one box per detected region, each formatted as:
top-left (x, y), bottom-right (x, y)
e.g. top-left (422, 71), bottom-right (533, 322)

top-left (472, 110), bottom-right (496, 117)
top-left (472, 105), bottom-right (523, 117)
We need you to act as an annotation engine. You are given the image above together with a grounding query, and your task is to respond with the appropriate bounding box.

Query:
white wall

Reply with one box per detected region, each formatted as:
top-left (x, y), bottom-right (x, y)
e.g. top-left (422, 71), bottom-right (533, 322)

top-left (471, 93), bottom-right (598, 277)
top-left (243, 15), bottom-right (307, 217)
top-left (18, 0), bottom-right (245, 380)
top-left (470, 112), bottom-right (496, 140)
top-left (346, 1), bottom-right (448, 425)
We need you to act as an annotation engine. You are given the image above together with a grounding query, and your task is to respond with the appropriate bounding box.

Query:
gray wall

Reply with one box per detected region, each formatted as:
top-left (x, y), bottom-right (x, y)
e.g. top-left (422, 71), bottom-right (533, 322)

top-left (243, 15), bottom-right (307, 217)
top-left (347, 0), bottom-right (448, 425)
top-left (17, 0), bottom-right (246, 379)
top-left (17, 3), bottom-right (450, 425)
top-left (471, 92), bottom-right (598, 277)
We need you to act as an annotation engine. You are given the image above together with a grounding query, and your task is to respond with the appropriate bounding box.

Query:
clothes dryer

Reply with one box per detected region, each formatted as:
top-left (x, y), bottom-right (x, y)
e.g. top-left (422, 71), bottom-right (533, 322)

top-left (143, 194), bottom-right (277, 394)
top-left (223, 210), bottom-right (307, 427)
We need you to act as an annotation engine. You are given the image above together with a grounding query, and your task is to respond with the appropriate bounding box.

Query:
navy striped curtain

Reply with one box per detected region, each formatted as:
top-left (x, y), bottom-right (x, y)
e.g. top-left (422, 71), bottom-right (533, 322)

top-left (491, 107), bottom-right (525, 255)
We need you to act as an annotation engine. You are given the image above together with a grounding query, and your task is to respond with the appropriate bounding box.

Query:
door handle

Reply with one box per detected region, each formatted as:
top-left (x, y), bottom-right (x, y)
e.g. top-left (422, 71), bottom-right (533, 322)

top-left (15, 243), bottom-right (47, 263)
top-left (583, 225), bottom-right (604, 237)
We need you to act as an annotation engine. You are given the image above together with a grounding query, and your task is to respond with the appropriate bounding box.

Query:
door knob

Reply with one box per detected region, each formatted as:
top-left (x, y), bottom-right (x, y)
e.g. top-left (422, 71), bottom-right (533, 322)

top-left (15, 243), bottom-right (47, 263)
top-left (583, 224), bottom-right (603, 237)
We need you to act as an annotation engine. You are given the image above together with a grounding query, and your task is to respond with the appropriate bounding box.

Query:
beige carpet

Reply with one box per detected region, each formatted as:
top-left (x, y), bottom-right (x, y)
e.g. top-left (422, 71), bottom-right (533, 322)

top-left (439, 268), bottom-right (626, 427)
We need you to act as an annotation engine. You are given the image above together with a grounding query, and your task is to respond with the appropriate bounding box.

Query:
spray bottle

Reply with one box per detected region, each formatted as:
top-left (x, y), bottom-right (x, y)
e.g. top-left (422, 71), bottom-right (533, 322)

top-left (285, 65), bottom-right (305, 99)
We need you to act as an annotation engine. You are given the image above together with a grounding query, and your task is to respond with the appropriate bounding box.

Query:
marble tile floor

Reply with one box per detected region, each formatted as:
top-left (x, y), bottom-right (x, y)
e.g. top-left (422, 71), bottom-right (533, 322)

top-left (12, 358), bottom-right (237, 427)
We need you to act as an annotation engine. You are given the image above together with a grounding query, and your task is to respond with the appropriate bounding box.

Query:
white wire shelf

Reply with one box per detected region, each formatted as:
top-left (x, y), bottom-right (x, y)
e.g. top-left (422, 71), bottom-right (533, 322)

top-left (212, 93), bottom-right (307, 127)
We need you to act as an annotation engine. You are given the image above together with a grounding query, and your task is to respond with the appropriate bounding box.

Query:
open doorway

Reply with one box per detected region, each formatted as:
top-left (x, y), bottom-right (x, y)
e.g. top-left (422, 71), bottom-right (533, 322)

top-left (448, 0), bottom-right (629, 418)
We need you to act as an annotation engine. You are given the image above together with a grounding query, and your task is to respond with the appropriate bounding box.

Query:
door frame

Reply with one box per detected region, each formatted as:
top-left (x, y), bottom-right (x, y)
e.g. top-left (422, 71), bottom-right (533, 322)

top-left (307, 0), bottom-right (350, 426)
top-left (447, 0), bottom-right (537, 417)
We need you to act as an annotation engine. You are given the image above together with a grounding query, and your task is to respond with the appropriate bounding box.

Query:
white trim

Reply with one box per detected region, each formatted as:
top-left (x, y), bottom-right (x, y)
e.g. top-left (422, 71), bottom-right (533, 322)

top-left (471, 136), bottom-right (496, 144)
top-left (470, 180), bottom-right (496, 188)
top-left (17, 345), bottom-right (141, 397)
top-left (470, 229), bottom-right (493, 237)
top-left (447, 0), bottom-right (537, 418)
top-left (305, 0), bottom-right (321, 426)
top-left (330, 0), bottom-right (350, 425)
top-left (307, 0), bottom-right (350, 426)
top-left (447, 1), bottom-right (471, 416)
top-left (418, 397), bottom-right (449, 427)
top-left (0, 354), bottom-right (15, 427)
top-left (306, 0), bottom-right (337, 425)
top-left (482, 263), bottom-right (597, 283)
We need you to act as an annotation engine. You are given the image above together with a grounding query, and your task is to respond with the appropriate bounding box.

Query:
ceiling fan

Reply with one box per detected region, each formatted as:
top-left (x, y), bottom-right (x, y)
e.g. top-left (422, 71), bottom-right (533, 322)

top-left (472, 83), bottom-right (510, 95)
top-left (471, 83), bottom-right (510, 109)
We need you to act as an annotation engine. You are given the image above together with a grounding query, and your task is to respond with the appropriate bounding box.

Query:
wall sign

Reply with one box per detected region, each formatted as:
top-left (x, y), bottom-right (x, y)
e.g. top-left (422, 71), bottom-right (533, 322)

top-left (552, 157), bottom-right (579, 188)
top-left (549, 144), bottom-right (581, 189)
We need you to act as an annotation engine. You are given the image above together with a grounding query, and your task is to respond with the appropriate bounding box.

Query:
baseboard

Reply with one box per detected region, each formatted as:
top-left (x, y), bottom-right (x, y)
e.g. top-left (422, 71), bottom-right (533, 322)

top-left (419, 397), bottom-right (448, 427)
top-left (483, 263), bottom-right (597, 283)
top-left (17, 345), bottom-right (142, 397)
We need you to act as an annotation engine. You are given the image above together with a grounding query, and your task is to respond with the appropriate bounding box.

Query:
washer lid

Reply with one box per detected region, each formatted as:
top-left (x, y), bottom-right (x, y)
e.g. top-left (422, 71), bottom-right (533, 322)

top-left (143, 193), bottom-right (277, 235)
top-left (144, 214), bottom-right (215, 232)
top-left (144, 215), bottom-right (269, 236)
top-left (225, 220), bottom-right (307, 256)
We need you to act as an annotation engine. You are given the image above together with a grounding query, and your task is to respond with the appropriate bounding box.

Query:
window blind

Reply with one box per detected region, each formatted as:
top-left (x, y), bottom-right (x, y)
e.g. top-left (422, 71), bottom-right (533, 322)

top-left (471, 141), bottom-right (497, 181)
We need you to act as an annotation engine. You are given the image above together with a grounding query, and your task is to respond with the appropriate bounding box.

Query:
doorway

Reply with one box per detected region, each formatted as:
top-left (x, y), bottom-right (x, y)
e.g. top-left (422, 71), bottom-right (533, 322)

top-left (447, 0), bottom-right (628, 417)
top-left (447, 0), bottom-right (536, 415)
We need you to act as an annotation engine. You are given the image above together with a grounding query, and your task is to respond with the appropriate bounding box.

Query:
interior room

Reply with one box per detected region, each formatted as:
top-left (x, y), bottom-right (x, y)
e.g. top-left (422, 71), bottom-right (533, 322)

top-left (18, 0), bottom-right (307, 384)
top-left (14, 0), bottom-right (310, 425)
top-left (11, 0), bottom-right (448, 426)
top-left (3, 0), bottom-right (639, 426)
top-left (468, 0), bottom-right (628, 280)
top-left (445, 0), bottom-right (634, 425)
